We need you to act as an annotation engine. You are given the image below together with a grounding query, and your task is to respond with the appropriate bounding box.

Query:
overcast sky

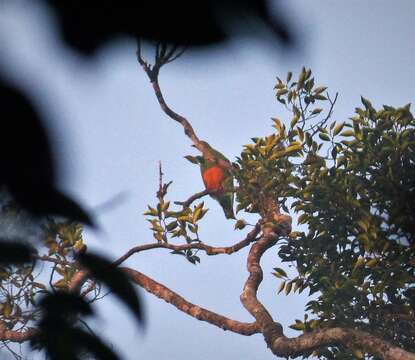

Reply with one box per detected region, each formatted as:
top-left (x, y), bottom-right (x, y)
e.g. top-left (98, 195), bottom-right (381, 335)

top-left (0, 1), bottom-right (414, 359)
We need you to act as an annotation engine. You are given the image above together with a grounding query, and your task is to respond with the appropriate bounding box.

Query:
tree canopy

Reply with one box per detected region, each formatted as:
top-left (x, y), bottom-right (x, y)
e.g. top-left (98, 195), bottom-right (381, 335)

top-left (0, 46), bottom-right (414, 360)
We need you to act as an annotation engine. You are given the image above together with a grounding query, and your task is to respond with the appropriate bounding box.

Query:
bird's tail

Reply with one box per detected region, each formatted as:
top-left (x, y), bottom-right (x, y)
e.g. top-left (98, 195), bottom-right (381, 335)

top-left (218, 193), bottom-right (235, 219)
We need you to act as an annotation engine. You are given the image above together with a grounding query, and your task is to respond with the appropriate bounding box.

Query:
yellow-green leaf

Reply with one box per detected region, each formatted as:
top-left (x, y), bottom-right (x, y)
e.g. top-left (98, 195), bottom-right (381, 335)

top-left (273, 267), bottom-right (288, 278)
top-left (276, 88), bottom-right (288, 96)
top-left (277, 281), bottom-right (286, 294)
top-left (333, 122), bottom-right (345, 136)
top-left (340, 130), bottom-right (355, 137)
top-left (311, 108), bottom-right (323, 115)
top-left (234, 219), bottom-right (247, 230)
top-left (366, 258), bottom-right (379, 268)
top-left (285, 281), bottom-right (293, 295)
top-left (289, 321), bottom-right (305, 331)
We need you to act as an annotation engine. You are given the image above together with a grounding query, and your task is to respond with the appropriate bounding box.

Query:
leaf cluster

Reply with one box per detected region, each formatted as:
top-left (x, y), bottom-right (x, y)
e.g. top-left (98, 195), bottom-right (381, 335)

top-left (0, 208), bottom-right (143, 359)
top-left (270, 70), bottom-right (415, 359)
top-left (144, 179), bottom-right (208, 264)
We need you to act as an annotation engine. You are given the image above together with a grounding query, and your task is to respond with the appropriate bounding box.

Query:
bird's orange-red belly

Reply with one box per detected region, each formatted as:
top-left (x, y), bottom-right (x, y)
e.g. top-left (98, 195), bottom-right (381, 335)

top-left (203, 166), bottom-right (225, 192)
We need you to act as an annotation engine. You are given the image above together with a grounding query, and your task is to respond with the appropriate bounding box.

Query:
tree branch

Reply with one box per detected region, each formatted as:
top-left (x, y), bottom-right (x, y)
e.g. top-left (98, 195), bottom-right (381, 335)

top-left (121, 267), bottom-right (260, 336)
top-left (112, 222), bottom-right (261, 267)
top-left (0, 322), bottom-right (37, 343)
top-left (240, 219), bottom-right (290, 346)
top-left (67, 223), bottom-right (261, 296)
top-left (271, 327), bottom-right (415, 360)
top-left (307, 92), bottom-right (338, 136)
top-left (136, 40), bottom-right (233, 172)
top-left (237, 213), bottom-right (415, 360)
top-left (174, 189), bottom-right (209, 207)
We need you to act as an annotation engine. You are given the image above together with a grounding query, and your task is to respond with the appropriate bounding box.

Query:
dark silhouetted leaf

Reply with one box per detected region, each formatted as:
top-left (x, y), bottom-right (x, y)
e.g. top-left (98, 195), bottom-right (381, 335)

top-left (79, 253), bottom-right (143, 325)
top-left (0, 81), bottom-right (94, 225)
top-left (0, 241), bottom-right (36, 264)
top-left (38, 292), bottom-right (93, 317)
top-left (44, 0), bottom-right (295, 55)
top-left (69, 328), bottom-right (119, 360)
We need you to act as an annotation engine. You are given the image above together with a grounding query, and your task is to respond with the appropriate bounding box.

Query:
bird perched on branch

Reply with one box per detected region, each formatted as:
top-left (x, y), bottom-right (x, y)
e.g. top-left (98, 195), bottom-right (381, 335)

top-left (187, 141), bottom-right (235, 219)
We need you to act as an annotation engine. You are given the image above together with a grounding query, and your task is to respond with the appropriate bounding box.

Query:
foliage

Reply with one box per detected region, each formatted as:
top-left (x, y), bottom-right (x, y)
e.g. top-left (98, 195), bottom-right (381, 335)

top-left (143, 68), bottom-right (414, 358)
top-left (0, 201), bottom-right (142, 359)
top-left (267, 69), bottom-right (414, 359)
top-left (1, 67), bottom-right (414, 360)
top-left (144, 172), bottom-right (209, 264)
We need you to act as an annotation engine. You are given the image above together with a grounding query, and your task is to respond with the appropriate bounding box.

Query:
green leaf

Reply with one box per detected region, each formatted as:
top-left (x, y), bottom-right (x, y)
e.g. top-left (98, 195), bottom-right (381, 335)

top-left (33, 282), bottom-right (47, 290)
top-left (298, 67), bottom-right (306, 84)
top-left (304, 78), bottom-right (315, 92)
top-left (3, 302), bottom-right (13, 317)
top-left (353, 350), bottom-right (364, 359)
top-left (318, 133), bottom-right (331, 141)
top-left (272, 267), bottom-right (288, 278)
top-left (276, 88), bottom-right (288, 96)
top-left (234, 219), bottom-right (247, 230)
top-left (285, 142), bottom-right (303, 155)
top-left (361, 96), bottom-right (373, 110)
top-left (277, 281), bottom-right (286, 294)
top-left (366, 258), bottom-right (379, 268)
top-left (166, 221), bottom-right (178, 231)
top-left (290, 113), bottom-right (300, 128)
top-left (143, 206), bottom-right (158, 217)
top-left (311, 108), bottom-right (323, 115)
top-left (305, 132), bottom-right (312, 147)
top-left (188, 224), bottom-right (198, 234)
top-left (357, 219), bottom-right (369, 232)
top-left (333, 122), bottom-right (345, 136)
top-left (285, 281), bottom-right (293, 295)
top-left (353, 257), bottom-right (365, 271)
top-left (53, 279), bottom-right (68, 289)
top-left (340, 130), bottom-right (355, 137)
top-left (313, 86), bottom-right (327, 94)
top-left (289, 321), bottom-right (305, 331)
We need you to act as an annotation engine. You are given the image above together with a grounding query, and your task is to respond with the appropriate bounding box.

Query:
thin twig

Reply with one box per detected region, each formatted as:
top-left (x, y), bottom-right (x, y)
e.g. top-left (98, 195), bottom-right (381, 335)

top-left (78, 319), bottom-right (97, 338)
top-left (112, 222), bottom-right (261, 267)
top-left (49, 264), bottom-right (57, 294)
top-left (174, 189), bottom-right (209, 207)
top-left (307, 92), bottom-right (338, 136)
top-left (80, 281), bottom-right (96, 299)
top-left (32, 255), bottom-right (72, 267)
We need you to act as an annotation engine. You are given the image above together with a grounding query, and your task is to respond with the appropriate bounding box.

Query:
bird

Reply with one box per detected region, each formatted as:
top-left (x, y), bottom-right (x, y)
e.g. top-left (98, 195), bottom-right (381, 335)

top-left (197, 141), bottom-right (235, 219)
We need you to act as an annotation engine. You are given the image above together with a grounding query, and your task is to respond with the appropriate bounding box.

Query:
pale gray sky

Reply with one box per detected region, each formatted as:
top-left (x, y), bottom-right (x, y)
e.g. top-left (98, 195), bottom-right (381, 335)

top-left (0, 1), bottom-right (414, 359)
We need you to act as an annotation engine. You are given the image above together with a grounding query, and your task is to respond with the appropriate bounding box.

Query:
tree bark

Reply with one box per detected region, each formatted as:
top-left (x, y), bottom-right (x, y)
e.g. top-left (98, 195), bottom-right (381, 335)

top-left (122, 267), bottom-right (260, 336)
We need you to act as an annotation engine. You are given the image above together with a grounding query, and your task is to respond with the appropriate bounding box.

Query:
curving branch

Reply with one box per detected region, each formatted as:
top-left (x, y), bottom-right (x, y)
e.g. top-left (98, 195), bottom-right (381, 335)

top-left (67, 223), bottom-right (261, 301)
top-left (174, 189), bottom-right (209, 207)
top-left (113, 222), bottom-right (261, 267)
top-left (271, 327), bottom-right (415, 360)
top-left (237, 214), bottom-right (415, 360)
top-left (136, 40), bottom-right (233, 172)
top-left (240, 216), bottom-right (290, 346)
top-left (122, 267), bottom-right (259, 336)
top-left (0, 322), bottom-right (37, 343)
